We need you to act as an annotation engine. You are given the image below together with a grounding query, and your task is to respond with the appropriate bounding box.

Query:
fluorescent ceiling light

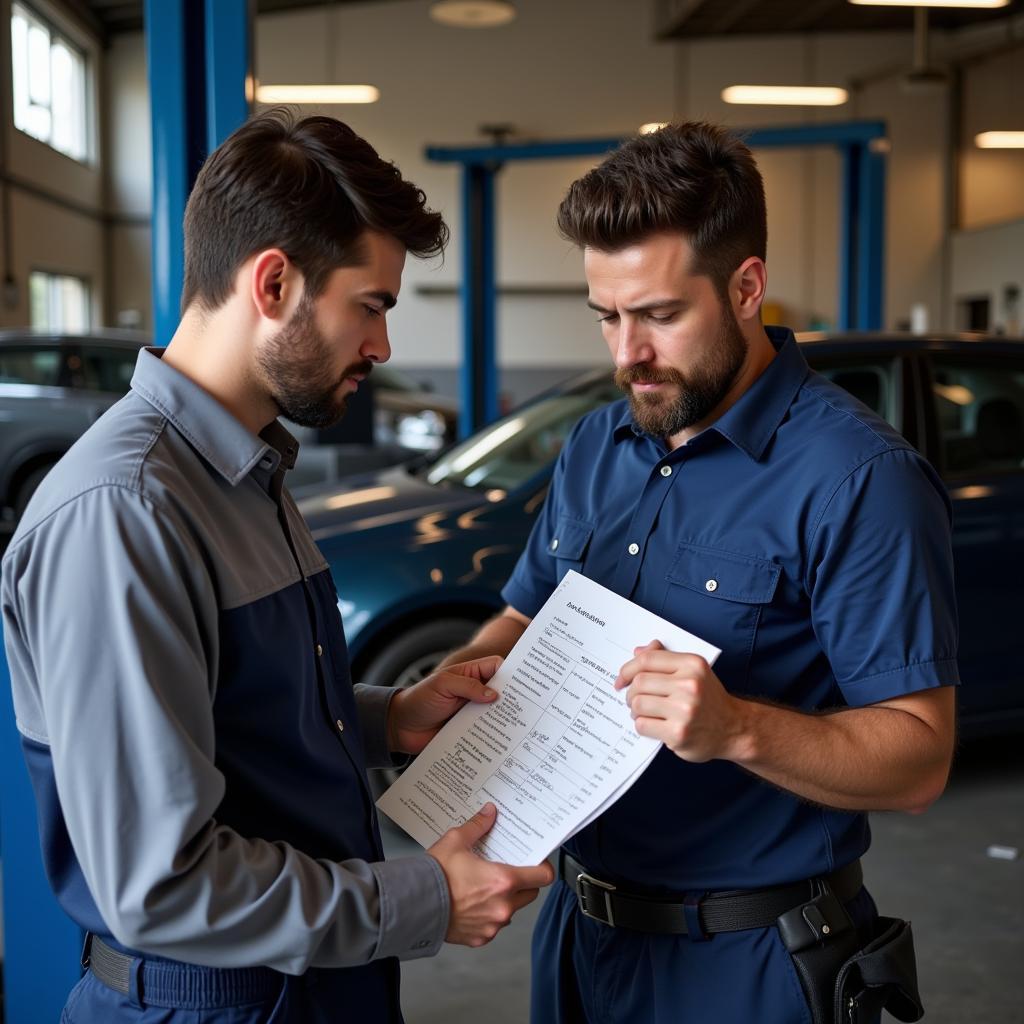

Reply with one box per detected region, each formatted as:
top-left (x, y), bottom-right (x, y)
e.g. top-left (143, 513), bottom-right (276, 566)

top-left (640, 122), bottom-right (668, 134)
top-left (849, 0), bottom-right (1008, 7)
top-left (430, 0), bottom-right (516, 27)
top-left (722, 85), bottom-right (849, 106)
top-left (975, 131), bottom-right (1024, 148)
top-left (255, 84), bottom-right (380, 104)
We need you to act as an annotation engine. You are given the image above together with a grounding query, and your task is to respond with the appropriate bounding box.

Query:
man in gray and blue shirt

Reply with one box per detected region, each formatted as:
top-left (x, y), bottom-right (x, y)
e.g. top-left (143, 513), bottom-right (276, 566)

top-left (1, 111), bottom-right (552, 1023)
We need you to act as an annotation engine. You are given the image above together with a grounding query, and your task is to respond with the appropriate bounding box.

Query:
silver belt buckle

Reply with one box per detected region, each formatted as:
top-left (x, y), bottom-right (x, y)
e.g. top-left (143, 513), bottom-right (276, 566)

top-left (576, 871), bottom-right (616, 926)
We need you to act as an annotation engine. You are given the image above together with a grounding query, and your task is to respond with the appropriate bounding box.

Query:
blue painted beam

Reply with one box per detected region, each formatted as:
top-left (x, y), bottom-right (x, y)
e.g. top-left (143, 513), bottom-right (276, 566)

top-left (0, 623), bottom-right (84, 1023)
top-left (839, 145), bottom-right (860, 331)
top-left (205, 0), bottom-right (253, 152)
top-left (145, 0), bottom-right (206, 345)
top-left (460, 164), bottom-right (499, 437)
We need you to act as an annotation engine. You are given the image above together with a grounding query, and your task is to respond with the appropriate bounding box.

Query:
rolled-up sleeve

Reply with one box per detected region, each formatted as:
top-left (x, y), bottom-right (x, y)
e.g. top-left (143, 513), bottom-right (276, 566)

top-left (2, 485), bottom-right (448, 974)
top-left (806, 449), bottom-right (960, 706)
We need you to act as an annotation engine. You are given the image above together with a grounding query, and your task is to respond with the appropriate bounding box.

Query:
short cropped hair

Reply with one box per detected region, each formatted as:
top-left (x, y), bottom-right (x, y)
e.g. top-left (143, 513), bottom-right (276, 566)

top-left (182, 109), bottom-right (448, 312)
top-left (556, 122), bottom-right (766, 297)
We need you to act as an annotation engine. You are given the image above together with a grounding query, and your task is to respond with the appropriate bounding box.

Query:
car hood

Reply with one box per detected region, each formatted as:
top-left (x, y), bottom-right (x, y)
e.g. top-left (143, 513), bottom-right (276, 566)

top-left (295, 464), bottom-right (478, 540)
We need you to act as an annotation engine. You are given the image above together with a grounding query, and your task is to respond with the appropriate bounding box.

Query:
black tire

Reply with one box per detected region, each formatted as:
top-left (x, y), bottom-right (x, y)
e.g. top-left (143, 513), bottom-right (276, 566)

top-left (13, 464), bottom-right (55, 520)
top-left (360, 617), bottom-right (479, 794)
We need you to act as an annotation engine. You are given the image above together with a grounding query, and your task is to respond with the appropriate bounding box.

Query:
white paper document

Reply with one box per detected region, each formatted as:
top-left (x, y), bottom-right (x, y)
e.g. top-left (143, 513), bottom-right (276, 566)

top-left (375, 571), bottom-right (720, 866)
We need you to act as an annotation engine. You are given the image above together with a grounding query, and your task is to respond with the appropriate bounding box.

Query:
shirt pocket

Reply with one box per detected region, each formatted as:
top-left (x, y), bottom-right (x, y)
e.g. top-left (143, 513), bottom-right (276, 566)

top-left (545, 514), bottom-right (596, 583)
top-left (660, 542), bottom-right (780, 689)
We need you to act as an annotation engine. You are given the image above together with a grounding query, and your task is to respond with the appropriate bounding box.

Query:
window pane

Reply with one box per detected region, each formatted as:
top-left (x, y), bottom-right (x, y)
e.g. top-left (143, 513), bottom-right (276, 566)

top-left (27, 22), bottom-right (50, 106)
top-left (29, 271), bottom-right (90, 332)
top-left (11, 12), bottom-right (30, 131)
top-left (932, 358), bottom-right (1024, 475)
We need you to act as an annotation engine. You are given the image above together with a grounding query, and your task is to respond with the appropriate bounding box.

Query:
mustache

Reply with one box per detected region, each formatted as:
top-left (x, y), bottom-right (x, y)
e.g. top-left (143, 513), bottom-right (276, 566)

top-left (614, 365), bottom-right (685, 388)
top-left (340, 359), bottom-right (375, 382)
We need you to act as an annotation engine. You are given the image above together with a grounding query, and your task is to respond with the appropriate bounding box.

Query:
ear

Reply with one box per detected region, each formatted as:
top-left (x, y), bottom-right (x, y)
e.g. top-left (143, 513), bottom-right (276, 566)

top-left (730, 257), bottom-right (767, 324)
top-left (248, 248), bottom-right (304, 322)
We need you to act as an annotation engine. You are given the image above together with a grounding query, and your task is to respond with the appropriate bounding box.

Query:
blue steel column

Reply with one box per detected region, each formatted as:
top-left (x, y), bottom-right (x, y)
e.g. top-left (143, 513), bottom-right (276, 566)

top-left (145, 0), bottom-right (207, 344)
top-left (0, 627), bottom-right (82, 1023)
top-left (205, 0), bottom-right (253, 152)
top-left (460, 163), bottom-right (499, 438)
top-left (838, 144), bottom-right (859, 331)
top-left (856, 143), bottom-right (886, 330)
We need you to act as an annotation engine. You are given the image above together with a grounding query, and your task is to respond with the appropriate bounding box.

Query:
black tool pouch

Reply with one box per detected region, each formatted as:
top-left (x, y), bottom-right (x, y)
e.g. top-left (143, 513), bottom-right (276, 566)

top-left (778, 890), bottom-right (925, 1024)
top-left (778, 888), bottom-right (861, 1024)
top-left (833, 916), bottom-right (924, 1024)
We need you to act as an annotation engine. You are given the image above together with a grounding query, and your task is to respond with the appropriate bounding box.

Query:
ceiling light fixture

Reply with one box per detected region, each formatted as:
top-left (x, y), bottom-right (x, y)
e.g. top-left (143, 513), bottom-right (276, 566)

top-left (848, 0), bottom-right (1008, 8)
top-left (255, 84), bottom-right (380, 104)
top-left (429, 0), bottom-right (517, 28)
top-left (721, 85), bottom-right (849, 106)
top-left (975, 131), bottom-right (1024, 148)
top-left (640, 122), bottom-right (668, 134)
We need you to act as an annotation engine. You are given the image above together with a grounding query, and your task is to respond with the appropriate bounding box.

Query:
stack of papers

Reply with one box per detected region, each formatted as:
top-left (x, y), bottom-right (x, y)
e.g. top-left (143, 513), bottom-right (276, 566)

top-left (376, 570), bottom-right (720, 866)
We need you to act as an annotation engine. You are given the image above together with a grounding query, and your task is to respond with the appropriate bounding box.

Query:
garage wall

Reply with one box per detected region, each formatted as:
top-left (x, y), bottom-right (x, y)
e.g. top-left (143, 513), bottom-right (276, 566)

top-left (0, 0), bottom-right (106, 328)
top-left (949, 218), bottom-right (1024, 334)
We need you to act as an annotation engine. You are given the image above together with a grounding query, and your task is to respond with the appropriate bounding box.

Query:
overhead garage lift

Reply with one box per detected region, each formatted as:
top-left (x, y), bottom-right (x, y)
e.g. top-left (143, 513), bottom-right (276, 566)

top-left (428, 120), bottom-right (888, 437)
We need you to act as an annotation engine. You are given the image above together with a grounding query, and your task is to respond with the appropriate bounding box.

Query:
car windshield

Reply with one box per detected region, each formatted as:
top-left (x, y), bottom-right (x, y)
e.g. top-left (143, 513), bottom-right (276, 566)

top-left (423, 372), bottom-right (621, 491)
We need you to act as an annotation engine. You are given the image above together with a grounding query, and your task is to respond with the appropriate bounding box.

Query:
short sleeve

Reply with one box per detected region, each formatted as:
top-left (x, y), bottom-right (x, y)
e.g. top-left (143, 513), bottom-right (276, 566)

top-left (808, 448), bottom-right (960, 706)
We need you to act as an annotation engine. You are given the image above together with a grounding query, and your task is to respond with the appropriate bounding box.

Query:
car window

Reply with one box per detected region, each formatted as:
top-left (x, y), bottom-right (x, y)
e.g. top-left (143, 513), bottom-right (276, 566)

top-left (930, 356), bottom-right (1024, 475)
top-left (0, 345), bottom-right (64, 386)
top-left (425, 375), bottom-right (620, 491)
top-left (809, 356), bottom-right (899, 427)
top-left (78, 346), bottom-right (140, 395)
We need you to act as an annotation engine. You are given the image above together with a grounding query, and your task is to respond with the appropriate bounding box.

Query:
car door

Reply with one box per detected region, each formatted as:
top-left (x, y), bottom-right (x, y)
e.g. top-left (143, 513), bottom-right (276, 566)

top-left (922, 350), bottom-right (1024, 732)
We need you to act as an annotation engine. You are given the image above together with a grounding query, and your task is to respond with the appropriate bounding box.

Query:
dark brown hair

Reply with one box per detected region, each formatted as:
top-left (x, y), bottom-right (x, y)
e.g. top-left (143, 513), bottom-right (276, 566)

top-left (557, 122), bottom-right (766, 298)
top-left (182, 109), bottom-right (448, 312)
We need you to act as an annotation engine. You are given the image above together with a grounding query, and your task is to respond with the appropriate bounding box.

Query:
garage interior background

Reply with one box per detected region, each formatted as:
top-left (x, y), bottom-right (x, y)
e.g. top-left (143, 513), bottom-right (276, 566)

top-left (0, 0), bottom-right (1022, 406)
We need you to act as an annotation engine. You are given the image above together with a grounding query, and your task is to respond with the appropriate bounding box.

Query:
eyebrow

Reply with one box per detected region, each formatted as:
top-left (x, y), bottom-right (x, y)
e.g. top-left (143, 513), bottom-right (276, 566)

top-left (363, 290), bottom-right (398, 310)
top-left (586, 298), bottom-right (684, 314)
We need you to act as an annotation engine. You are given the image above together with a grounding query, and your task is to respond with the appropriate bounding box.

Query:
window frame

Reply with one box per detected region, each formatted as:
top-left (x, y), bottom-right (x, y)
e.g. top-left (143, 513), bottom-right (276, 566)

top-left (10, 0), bottom-right (95, 165)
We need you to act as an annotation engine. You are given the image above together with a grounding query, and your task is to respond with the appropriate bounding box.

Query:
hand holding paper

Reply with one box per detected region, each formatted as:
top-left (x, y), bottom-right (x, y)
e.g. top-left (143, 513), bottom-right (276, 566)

top-left (376, 571), bottom-right (720, 866)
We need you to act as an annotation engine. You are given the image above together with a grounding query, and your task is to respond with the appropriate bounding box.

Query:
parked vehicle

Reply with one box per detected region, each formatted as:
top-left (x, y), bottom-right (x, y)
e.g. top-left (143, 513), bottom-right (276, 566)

top-left (0, 330), bottom-right (457, 519)
top-left (299, 333), bottom-right (1024, 740)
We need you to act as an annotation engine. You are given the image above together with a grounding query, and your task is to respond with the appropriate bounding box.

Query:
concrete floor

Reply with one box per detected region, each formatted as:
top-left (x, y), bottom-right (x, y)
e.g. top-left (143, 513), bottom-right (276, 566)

top-left (384, 734), bottom-right (1024, 1024)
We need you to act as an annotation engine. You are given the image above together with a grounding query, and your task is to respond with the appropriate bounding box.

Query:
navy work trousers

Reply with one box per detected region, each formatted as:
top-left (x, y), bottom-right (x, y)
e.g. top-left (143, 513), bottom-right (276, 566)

top-left (530, 880), bottom-right (880, 1024)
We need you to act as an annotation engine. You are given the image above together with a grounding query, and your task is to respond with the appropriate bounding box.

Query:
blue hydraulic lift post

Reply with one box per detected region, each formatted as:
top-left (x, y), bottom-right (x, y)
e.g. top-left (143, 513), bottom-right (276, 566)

top-left (145, 0), bottom-right (207, 346)
top-left (428, 121), bottom-right (887, 434)
top-left (204, 0), bottom-right (253, 154)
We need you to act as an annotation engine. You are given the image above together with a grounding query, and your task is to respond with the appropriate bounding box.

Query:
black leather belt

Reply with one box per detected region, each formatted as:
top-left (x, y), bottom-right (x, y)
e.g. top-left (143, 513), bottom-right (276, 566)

top-left (560, 851), bottom-right (863, 936)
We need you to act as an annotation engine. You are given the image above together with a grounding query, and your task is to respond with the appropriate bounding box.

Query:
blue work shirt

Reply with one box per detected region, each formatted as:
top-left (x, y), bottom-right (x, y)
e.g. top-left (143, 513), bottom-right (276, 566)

top-left (502, 327), bottom-right (959, 893)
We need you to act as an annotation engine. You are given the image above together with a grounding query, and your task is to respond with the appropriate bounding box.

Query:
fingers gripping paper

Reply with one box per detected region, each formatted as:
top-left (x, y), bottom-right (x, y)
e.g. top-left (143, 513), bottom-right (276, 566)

top-left (376, 571), bottom-right (720, 866)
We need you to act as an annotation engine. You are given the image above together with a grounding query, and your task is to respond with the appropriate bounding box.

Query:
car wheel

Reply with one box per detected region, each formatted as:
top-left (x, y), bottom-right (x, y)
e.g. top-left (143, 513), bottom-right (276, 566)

top-left (360, 617), bottom-right (480, 793)
top-left (13, 464), bottom-right (55, 520)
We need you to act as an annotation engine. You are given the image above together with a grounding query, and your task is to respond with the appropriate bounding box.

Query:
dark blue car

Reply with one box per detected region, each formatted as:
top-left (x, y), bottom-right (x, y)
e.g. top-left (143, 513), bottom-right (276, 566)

top-left (298, 333), bottom-right (1024, 739)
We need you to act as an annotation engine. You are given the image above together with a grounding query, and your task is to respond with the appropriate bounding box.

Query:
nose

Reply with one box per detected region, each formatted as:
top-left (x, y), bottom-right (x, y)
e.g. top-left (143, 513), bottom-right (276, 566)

top-left (364, 319), bottom-right (391, 364)
top-left (613, 318), bottom-right (651, 369)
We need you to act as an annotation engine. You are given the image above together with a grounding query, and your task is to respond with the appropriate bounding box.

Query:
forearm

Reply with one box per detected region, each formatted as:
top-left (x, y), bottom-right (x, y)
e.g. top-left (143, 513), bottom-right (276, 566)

top-left (726, 689), bottom-right (955, 813)
top-left (436, 609), bottom-right (528, 668)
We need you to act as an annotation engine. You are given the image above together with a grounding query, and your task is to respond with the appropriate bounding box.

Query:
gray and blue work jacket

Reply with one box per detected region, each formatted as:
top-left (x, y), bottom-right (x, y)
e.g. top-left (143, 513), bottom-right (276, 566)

top-left (1, 348), bottom-right (448, 1018)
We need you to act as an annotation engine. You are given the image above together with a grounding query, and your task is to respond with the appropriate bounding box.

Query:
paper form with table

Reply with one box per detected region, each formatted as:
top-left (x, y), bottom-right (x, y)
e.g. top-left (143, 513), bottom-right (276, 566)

top-left (376, 570), bottom-right (720, 866)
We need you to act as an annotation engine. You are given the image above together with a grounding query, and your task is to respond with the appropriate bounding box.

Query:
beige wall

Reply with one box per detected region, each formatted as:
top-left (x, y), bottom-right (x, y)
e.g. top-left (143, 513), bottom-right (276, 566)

top-left (0, 0), bottom-right (106, 328)
top-left (949, 218), bottom-right (1024, 334)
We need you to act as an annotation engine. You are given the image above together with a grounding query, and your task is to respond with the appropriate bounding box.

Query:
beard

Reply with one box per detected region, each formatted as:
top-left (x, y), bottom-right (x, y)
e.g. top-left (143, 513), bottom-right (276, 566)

top-left (256, 292), bottom-right (373, 430)
top-left (615, 308), bottom-right (748, 439)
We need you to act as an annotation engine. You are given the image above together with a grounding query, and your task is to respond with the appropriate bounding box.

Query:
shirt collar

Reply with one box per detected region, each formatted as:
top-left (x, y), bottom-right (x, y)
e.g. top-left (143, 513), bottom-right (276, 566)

top-left (610, 326), bottom-right (808, 461)
top-left (130, 348), bottom-right (300, 486)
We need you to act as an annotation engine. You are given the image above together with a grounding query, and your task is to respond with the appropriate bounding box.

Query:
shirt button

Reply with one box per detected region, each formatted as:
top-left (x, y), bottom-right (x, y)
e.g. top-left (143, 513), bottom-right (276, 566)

top-left (336, 719), bottom-right (345, 733)
top-left (705, 579), bottom-right (718, 593)
top-left (316, 643), bottom-right (323, 656)
top-left (550, 538), bottom-right (559, 551)
top-left (627, 542), bottom-right (640, 556)
top-left (660, 465), bottom-right (672, 477)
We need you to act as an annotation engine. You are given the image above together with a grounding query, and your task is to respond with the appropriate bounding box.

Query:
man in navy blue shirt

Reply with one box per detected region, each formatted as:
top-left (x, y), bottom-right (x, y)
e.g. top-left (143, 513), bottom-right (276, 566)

top-left (443, 122), bottom-right (957, 1022)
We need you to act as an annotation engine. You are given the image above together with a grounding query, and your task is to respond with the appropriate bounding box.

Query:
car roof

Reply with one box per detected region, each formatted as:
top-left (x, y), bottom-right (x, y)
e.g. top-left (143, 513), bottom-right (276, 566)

top-left (0, 329), bottom-right (150, 349)
top-left (796, 330), bottom-right (1024, 354)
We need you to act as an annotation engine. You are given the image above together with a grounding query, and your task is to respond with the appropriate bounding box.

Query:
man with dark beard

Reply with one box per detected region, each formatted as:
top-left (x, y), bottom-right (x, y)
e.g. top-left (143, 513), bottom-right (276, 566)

top-left (1, 111), bottom-right (552, 1024)
top-left (440, 122), bottom-right (956, 1024)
